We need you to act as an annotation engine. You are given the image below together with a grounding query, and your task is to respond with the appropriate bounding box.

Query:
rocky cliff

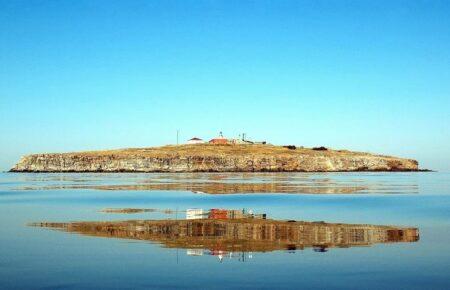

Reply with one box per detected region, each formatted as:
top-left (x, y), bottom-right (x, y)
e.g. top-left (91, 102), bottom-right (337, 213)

top-left (10, 144), bottom-right (419, 172)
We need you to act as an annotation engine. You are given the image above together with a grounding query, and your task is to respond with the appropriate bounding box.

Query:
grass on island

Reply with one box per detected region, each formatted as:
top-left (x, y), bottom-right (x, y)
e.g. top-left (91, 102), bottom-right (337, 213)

top-left (54, 144), bottom-right (379, 158)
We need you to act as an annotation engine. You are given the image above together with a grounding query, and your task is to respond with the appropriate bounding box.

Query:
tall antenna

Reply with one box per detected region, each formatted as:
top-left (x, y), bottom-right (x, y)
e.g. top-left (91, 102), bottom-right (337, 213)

top-left (176, 130), bottom-right (179, 145)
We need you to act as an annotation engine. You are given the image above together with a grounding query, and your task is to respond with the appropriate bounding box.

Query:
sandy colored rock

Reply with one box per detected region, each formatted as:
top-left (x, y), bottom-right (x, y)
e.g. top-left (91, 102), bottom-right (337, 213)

top-left (10, 144), bottom-right (419, 172)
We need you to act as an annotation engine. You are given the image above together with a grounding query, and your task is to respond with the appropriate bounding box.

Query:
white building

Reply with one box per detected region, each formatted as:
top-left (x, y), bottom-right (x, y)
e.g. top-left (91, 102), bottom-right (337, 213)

top-left (186, 208), bottom-right (204, 220)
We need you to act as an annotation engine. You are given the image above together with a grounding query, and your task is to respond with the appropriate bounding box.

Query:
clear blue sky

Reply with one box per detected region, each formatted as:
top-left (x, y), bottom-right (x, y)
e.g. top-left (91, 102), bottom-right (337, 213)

top-left (1, 0), bottom-right (449, 171)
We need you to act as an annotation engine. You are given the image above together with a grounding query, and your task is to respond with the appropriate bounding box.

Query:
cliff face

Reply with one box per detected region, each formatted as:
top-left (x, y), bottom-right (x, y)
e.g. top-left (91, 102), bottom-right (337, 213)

top-left (10, 144), bottom-right (419, 172)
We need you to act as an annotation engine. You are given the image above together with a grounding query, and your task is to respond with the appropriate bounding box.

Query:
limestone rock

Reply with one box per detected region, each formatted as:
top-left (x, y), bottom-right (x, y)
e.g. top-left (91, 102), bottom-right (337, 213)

top-left (10, 144), bottom-right (419, 172)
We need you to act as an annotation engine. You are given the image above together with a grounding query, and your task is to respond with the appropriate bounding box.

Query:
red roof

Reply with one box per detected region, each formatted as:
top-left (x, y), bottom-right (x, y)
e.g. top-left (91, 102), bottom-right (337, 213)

top-left (209, 138), bottom-right (228, 144)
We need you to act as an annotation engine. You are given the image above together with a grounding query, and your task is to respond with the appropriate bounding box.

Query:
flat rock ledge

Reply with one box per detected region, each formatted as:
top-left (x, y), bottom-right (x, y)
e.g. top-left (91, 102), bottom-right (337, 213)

top-left (10, 144), bottom-right (419, 173)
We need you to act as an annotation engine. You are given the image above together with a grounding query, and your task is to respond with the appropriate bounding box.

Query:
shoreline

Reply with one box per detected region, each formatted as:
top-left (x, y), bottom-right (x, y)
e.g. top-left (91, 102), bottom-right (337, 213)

top-left (8, 168), bottom-right (432, 173)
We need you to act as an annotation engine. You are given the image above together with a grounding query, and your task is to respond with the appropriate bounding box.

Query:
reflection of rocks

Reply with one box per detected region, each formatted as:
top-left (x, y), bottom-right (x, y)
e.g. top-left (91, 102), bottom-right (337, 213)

top-left (12, 172), bottom-right (420, 195)
top-left (82, 182), bottom-right (369, 194)
top-left (32, 218), bottom-right (419, 253)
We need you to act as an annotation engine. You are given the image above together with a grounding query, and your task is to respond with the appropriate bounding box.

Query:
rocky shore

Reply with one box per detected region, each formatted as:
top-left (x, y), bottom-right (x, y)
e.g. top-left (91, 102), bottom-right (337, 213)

top-left (10, 144), bottom-right (419, 172)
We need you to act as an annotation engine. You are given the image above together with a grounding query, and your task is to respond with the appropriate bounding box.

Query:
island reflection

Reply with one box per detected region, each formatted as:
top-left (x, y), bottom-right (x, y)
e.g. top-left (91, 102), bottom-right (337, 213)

top-left (32, 208), bottom-right (419, 261)
top-left (17, 172), bottom-right (419, 194)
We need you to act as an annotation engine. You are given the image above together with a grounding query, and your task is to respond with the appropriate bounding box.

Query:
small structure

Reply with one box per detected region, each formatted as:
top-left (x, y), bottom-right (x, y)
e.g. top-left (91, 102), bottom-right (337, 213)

top-left (187, 137), bottom-right (204, 145)
top-left (186, 249), bottom-right (204, 256)
top-left (209, 138), bottom-right (229, 145)
top-left (227, 209), bottom-right (245, 219)
top-left (209, 131), bottom-right (229, 145)
top-left (231, 133), bottom-right (266, 145)
top-left (231, 139), bottom-right (253, 145)
top-left (186, 208), bottom-right (204, 220)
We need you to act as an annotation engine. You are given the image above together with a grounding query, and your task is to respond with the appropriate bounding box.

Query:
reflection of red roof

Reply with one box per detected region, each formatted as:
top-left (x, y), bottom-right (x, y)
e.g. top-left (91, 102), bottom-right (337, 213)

top-left (209, 209), bottom-right (228, 219)
top-left (209, 138), bottom-right (228, 144)
top-left (209, 249), bottom-right (227, 255)
top-left (189, 137), bottom-right (202, 141)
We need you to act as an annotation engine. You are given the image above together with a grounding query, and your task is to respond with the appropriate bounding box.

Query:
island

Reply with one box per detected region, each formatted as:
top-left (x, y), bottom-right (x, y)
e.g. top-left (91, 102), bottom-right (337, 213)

top-left (10, 144), bottom-right (419, 173)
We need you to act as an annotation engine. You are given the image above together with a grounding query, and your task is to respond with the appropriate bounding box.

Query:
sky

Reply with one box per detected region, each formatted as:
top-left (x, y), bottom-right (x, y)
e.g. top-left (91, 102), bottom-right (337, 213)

top-left (0, 0), bottom-right (449, 171)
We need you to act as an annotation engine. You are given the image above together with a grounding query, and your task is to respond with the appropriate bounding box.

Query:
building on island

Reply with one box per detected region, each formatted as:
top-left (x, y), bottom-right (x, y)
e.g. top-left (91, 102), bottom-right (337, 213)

top-left (209, 138), bottom-right (229, 145)
top-left (231, 133), bottom-right (267, 145)
top-left (187, 137), bottom-right (204, 144)
top-left (185, 132), bottom-right (267, 146)
top-left (209, 131), bottom-right (229, 145)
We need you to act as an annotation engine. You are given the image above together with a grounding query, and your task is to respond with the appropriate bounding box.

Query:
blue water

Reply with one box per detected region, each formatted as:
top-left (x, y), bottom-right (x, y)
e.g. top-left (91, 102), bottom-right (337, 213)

top-left (0, 172), bottom-right (449, 289)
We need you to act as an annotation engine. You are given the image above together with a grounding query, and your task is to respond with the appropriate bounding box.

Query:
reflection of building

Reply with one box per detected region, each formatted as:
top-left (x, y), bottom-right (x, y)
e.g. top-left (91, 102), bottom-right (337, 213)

top-left (209, 209), bottom-right (228, 219)
top-left (185, 249), bottom-right (254, 263)
top-left (226, 209), bottom-right (244, 219)
top-left (186, 209), bottom-right (204, 220)
top-left (185, 208), bottom-right (265, 220)
top-left (35, 217), bottom-right (419, 257)
top-left (187, 208), bottom-right (265, 220)
top-left (186, 249), bottom-right (203, 256)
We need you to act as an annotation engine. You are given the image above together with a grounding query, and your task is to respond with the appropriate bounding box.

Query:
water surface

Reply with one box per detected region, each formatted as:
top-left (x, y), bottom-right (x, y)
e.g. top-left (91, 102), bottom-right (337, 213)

top-left (0, 172), bottom-right (449, 289)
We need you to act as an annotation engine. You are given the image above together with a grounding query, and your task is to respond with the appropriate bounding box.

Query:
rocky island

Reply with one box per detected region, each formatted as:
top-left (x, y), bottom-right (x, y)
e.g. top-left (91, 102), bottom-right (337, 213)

top-left (10, 144), bottom-right (419, 172)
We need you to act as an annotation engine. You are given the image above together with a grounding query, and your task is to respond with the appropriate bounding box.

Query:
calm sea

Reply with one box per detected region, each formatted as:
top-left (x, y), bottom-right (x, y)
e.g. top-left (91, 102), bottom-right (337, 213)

top-left (0, 172), bottom-right (449, 289)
